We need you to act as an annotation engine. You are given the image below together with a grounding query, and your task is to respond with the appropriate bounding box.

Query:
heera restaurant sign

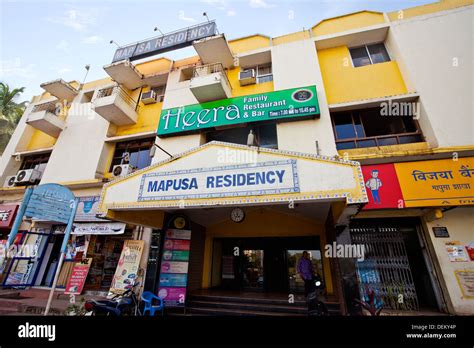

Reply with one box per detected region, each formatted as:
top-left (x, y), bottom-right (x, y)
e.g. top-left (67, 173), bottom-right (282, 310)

top-left (157, 86), bottom-right (320, 137)
top-left (138, 160), bottom-right (300, 201)
top-left (112, 21), bottom-right (217, 62)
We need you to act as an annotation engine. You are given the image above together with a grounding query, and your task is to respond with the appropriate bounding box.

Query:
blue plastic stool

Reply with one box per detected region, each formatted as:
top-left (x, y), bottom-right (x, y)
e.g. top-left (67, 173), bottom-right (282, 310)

top-left (141, 291), bottom-right (164, 316)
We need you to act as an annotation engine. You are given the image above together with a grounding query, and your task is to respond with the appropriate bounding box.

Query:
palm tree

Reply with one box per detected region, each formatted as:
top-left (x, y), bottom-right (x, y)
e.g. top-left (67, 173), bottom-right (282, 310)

top-left (0, 82), bottom-right (27, 154)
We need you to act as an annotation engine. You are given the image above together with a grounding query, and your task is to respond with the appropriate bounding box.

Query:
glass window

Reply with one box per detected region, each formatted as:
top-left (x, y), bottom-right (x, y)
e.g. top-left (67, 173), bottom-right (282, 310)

top-left (256, 64), bottom-right (273, 84)
top-left (334, 113), bottom-right (356, 139)
top-left (258, 124), bottom-right (278, 149)
top-left (331, 107), bottom-right (422, 149)
top-left (349, 47), bottom-right (371, 67)
top-left (110, 138), bottom-right (154, 171)
top-left (350, 43), bottom-right (390, 67)
top-left (367, 43), bottom-right (391, 64)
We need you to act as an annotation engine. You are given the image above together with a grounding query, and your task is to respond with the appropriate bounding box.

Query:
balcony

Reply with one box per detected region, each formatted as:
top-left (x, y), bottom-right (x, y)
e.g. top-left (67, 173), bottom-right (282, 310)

top-left (189, 63), bottom-right (232, 103)
top-left (26, 100), bottom-right (66, 137)
top-left (40, 79), bottom-right (79, 102)
top-left (92, 85), bottom-right (139, 125)
top-left (193, 34), bottom-right (234, 68)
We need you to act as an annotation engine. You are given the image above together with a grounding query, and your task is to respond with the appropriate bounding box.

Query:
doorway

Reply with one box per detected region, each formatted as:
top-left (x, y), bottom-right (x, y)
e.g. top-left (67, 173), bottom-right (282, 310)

top-left (212, 236), bottom-right (322, 293)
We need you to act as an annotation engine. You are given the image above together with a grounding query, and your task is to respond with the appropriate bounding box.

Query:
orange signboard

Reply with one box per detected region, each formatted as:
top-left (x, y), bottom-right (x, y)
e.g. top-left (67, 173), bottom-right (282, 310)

top-left (394, 158), bottom-right (474, 207)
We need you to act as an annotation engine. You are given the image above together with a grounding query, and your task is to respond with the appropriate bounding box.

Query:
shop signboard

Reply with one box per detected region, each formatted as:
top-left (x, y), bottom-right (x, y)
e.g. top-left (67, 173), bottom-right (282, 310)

top-left (74, 196), bottom-right (105, 222)
top-left (432, 227), bottom-right (450, 238)
top-left (25, 184), bottom-right (76, 223)
top-left (158, 228), bottom-right (191, 307)
top-left (0, 204), bottom-right (19, 229)
top-left (112, 21), bottom-right (217, 62)
top-left (109, 240), bottom-right (144, 295)
top-left (64, 258), bottom-right (92, 295)
top-left (394, 157), bottom-right (474, 207)
top-left (72, 222), bottom-right (126, 235)
top-left (138, 160), bottom-right (299, 201)
top-left (157, 86), bottom-right (320, 136)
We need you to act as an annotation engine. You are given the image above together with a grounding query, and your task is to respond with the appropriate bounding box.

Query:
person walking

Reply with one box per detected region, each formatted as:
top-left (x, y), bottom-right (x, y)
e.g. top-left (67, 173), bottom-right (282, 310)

top-left (297, 251), bottom-right (314, 297)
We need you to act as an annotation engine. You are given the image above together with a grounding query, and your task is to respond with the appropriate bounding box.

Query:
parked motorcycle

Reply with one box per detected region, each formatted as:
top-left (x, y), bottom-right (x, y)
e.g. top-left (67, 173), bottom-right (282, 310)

top-left (307, 274), bottom-right (329, 316)
top-left (84, 281), bottom-right (142, 316)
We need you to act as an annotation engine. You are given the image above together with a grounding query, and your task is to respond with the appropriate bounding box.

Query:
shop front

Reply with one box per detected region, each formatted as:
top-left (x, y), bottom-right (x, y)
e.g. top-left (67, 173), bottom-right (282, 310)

top-left (97, 142), bottom-right (368, 310)
top-left (353, 157), bottom-right (474, 315)
top-left (0, 204), bottom-right (19, 281)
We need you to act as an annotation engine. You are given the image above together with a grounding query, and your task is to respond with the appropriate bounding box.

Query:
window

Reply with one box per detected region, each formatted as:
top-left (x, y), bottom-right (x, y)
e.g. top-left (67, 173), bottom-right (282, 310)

top-left (109, 138), bottom-right (154, 171)
top-left (20, 152), bottom-right (51, 171)
top-left (246, 64), bottom-right (273, 84)
top-left (206, 123), bottom-right (278, 149)
top-left (331, 107), bottom-right (423, 150)
top-left (151, 85), bottom-right (166, 102)
top-left (349, 43), bottom-right (390, 67)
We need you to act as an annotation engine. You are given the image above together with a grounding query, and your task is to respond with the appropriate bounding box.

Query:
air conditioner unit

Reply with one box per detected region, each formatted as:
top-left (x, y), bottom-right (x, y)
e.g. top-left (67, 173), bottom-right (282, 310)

top-left (112, 164), bottom-right (133, 178)
top-left (156, 94), bottom-right (164, 103)
top-left (141, 90), bottom-right (157, 105)
top-left (3, 175), bottom-right (16, 188)
top-left (239, 69), bottom-right (256, 86)
top-left (14, 169), bottom-right (42, 185)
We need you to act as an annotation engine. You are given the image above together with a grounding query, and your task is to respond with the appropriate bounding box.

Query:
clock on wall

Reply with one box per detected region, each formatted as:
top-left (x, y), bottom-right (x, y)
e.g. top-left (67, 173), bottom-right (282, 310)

top-left (230, 208), bottom-right (245, 223)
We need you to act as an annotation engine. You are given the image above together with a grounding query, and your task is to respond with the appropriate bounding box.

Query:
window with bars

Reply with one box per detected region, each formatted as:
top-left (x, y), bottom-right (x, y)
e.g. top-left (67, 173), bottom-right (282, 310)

top-left (109, 138), bottom-right (154, 172)
top-left (246, 64), bottom-right (273, 84)
top-left (20, 152), bottom-right (51, 171)
top-left (349, 43), bottom-right (391, 67)
top-left (331, 107), bottom-right (423, 150)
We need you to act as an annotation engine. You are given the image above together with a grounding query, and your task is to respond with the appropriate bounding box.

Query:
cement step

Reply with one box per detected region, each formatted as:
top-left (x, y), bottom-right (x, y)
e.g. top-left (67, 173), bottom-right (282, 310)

top-left (186, 306), bottom-right (304, 317)
top-left (189, 300), bottom-right (308, 315)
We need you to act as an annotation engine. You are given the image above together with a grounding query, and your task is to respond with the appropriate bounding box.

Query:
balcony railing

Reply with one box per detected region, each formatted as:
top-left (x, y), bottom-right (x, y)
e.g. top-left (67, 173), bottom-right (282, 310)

top-left (192, 63), bottom-right (231, 90)
top-left (32, 100), bottom-right (60, 114)
top-left (95, 85), bottom-right (140, 112)
top-left (26, 100), bottom-right (66, 137)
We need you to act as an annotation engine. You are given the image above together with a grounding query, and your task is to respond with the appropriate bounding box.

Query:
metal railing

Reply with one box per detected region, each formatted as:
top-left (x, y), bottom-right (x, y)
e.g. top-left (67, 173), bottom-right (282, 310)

top-left (31, 100), bottom-right (60, 114)
top-left (192, 62), bottom-right (232, 90)
top-left (95, 85), bottom-right (140, 111)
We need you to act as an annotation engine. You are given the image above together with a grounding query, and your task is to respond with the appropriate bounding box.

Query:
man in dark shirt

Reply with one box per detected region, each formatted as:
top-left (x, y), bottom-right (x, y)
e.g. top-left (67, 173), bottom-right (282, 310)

top-left (297, 251), bottom-right (315, 296)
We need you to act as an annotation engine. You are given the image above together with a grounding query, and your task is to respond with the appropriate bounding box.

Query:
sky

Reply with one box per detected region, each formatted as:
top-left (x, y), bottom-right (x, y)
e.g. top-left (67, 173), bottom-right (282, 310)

top-left (0, 0), bottom-right (434, 102)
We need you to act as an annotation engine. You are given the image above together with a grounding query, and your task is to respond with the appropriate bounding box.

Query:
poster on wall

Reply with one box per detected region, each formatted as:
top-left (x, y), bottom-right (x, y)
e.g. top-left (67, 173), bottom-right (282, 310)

top-left (64, 258), bottom-right (92, 295)
top-left (445, 241), bottom-right (469, 262)
top-left (361, 164), bottom-right (404, 210)
top-left (465, 241), bottom-right (474, 261)
top-left (74, 196), bottom-right (106, 222)
top-left (108, 240), bottom-right (144, 296)
top-left (454, 270), bottom-right (474, 298)
top-left (158, 229), bottom-right (191, 307)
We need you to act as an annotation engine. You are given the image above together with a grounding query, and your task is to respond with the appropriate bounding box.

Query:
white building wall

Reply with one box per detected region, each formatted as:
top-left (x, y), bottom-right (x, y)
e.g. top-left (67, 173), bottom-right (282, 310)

top-left (424, 207), bottom-right (474, 315)
top-left (40, 92), bottom-right (111, 183)
top-left (389, 6), bottom-right (474, 148)
top-left (271, 38), bottom-right (338, 156)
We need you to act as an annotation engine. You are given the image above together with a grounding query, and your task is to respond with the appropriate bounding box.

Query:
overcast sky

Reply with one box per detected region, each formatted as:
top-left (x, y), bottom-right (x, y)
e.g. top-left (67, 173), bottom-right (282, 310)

top-left (0, 0), bottom-right (433, 102)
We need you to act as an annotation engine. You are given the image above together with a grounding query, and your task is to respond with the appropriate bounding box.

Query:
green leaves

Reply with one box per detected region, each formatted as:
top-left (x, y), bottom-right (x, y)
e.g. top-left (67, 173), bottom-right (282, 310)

top-left (0, 82), bottom-right (27, 154)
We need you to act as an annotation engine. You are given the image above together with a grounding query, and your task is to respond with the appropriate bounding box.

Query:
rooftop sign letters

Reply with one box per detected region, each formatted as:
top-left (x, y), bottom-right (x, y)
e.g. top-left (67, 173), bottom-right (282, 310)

top-left (157, 86), bottom-right (320, 137)
top-left (112, 21), bottom-right (217, 62)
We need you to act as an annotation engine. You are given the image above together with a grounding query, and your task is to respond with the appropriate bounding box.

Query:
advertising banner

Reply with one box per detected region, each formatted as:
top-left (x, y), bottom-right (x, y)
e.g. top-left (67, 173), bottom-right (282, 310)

top-left (72, 222), bottom-right (126, 235)
top-left (138, 160), bottom-right (299, 201)
top-left (158, 229), bottom-right (191, 307)
top-left (74, 196), bottom-right (105, 222)
top-left (454, 270), bottom-right (474, 298)
top-left (157, 86), bottom-right (319, 136)
top-left (109, 240), bottom-right (144, 295)
top-left (0, 204), bottom-right (19, 229)
top-left (65, 258), bottom-right (92, 295)
top-left (394, 157), bottom-right (474, 207)
top-left (361, 164), bottom-right (404, 210)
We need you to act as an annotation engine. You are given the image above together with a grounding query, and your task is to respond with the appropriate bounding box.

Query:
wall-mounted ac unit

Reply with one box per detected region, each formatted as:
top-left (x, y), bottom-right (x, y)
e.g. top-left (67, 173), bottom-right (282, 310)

top-left (112, 164), bottom-right (133, 178)
top-left (14, 169), bottom-right (42, 185)
top-left (141, 90), bottom-right (157, 105)
top-left (3, 175), bottom-right (16, 188)
top-left (239, 69), bottom-right (256, 86)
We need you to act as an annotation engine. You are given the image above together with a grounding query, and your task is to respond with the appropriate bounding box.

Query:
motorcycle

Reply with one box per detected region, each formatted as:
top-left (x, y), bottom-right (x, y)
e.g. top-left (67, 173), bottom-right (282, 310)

top-left (307, 274), bottom-right (329, 316)
top-left (84, 281), bottom-right (142, 316)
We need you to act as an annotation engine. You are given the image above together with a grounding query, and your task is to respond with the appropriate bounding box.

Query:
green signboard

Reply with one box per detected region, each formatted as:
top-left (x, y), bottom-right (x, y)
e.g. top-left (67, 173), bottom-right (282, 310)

top-left (157, 85), bottom-right (319, 137)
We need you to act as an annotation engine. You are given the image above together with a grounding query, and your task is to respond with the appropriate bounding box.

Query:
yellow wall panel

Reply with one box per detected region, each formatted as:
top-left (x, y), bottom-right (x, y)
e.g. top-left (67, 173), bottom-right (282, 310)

top-left (312, 11), bottom-right (385, 37)
top-left (116, 101), bottom-right (162, 136)
top-left (228, 35), bottom-right (271, 54)
top-left (26, 128), bottom-right (57, 150)
top-left (388, 0), bottom-right (474, 21)
top-left (273, 30), bottom-right (311, 45)
top-left (317, 46), bottom-right (407, 104)
top-left (136, 58), bottom-right (172, 75)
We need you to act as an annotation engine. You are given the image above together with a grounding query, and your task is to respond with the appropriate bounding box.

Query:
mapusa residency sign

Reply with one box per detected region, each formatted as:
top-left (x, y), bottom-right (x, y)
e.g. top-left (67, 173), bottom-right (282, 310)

top-left (157, 86), bottom-right (320, 137)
